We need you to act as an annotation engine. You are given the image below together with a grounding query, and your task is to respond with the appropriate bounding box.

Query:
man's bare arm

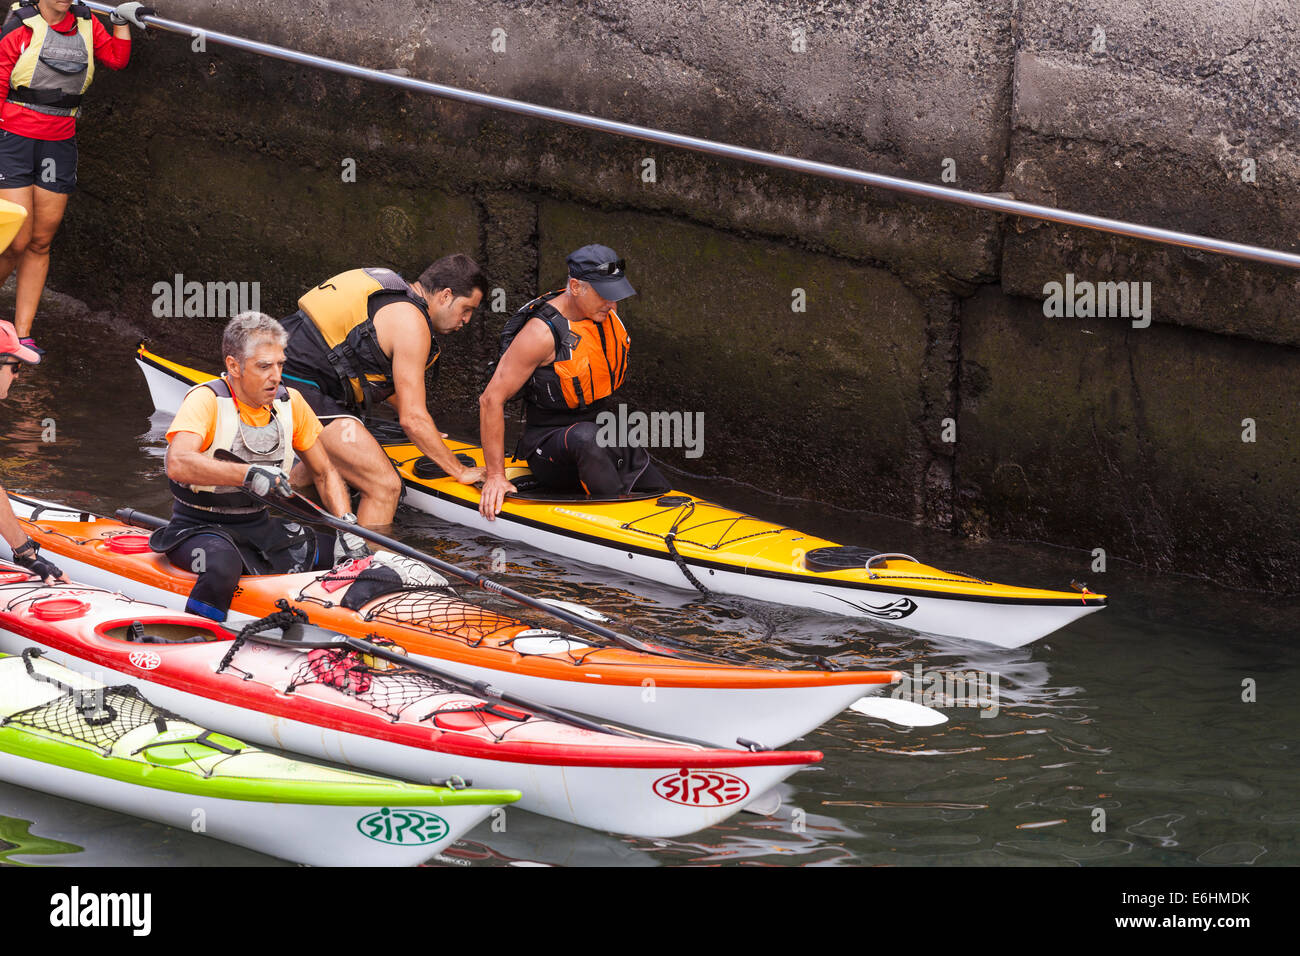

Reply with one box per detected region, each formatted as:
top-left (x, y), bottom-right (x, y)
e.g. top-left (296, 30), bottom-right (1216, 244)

top-left (477, 319), bottom-right (555, 519)
top-left (385, 305), bottom-right (483, 484)
top-left (166, 432), bottom-right (253, 488)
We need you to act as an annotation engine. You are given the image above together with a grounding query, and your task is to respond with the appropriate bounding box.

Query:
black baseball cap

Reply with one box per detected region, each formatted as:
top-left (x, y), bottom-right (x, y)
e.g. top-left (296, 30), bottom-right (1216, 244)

top-left (566, 244), bottom-right (636, 301)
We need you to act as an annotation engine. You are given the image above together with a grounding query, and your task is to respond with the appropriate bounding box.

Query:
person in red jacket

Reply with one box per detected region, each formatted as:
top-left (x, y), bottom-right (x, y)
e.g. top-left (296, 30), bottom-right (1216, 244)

top-left (0, 0), bottom-right (149, 354)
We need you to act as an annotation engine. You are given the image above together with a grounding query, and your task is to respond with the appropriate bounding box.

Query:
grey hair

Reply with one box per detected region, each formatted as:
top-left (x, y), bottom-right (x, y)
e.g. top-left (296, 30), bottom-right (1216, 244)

top-left (222, 312), bottom-right (288, 364)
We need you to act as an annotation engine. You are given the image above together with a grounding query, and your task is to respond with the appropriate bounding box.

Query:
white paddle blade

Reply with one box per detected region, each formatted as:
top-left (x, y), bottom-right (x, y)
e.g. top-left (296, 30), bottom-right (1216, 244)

top-left (741, 789), bottom-right (782, 816)
top-left (848, 697), bottom-right (948, 726)
top-left (538, 598), bottom-right (610, 622)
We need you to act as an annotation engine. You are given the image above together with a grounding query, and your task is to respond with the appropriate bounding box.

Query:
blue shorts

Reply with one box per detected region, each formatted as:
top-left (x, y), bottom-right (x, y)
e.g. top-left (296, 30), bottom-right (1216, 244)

top-left (0, 130), bottom-right (77, 193)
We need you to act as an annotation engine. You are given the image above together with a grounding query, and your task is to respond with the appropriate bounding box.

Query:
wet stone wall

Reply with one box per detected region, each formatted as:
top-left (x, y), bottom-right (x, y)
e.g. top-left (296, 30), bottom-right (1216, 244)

top-left (46, 0), bottom-right (1300, 592)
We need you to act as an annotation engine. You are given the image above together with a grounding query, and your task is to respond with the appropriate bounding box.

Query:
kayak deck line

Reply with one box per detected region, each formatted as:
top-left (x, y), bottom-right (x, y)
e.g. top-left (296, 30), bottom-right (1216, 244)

top-left (135, 347), bottom-right (1105, 647)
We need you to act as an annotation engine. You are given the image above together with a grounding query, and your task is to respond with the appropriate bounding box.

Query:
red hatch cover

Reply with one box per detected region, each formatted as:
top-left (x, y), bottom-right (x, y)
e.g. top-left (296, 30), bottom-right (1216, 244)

top-left (105, 534), bottom-right (153, 555)
top-left (30, 598), bottom-right (91, 621)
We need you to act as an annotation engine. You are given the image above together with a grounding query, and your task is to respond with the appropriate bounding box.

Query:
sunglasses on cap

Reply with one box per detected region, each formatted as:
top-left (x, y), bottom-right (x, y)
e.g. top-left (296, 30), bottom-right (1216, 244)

top-left (1, 358), bottom-right (23, 375)
top-left (575, 259), bottom-right (626, 279)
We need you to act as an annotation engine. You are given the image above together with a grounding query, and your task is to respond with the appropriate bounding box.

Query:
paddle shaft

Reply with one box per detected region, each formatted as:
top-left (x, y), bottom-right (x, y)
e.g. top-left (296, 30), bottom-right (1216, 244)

top-left (240, 627), bottom-right (697, 744)
top-left (212, 450), bottom-right (668, 656)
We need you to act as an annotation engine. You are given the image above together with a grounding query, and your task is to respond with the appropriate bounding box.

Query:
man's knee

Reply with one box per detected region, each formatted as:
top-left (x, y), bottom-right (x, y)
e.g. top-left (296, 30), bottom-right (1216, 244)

top-left (565, 422), bottom-right (604, 459)
top-left (174, 538), bottom-right (242, 583)
top-left (25, 235), bottom-right (54, 257)
top-left (205, 546), bottom-right (245, 581)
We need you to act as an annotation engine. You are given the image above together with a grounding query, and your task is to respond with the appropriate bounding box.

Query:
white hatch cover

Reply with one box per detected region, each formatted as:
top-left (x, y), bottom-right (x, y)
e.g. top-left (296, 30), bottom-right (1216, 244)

top-left (510, 629), bottom-right (594, 655)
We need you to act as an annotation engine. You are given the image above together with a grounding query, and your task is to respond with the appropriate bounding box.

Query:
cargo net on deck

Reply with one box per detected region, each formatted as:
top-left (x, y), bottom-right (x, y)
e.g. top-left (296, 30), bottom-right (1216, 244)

top-left (283, 643), bottom-right (536, 740)
top-left (361, 589), bottom-right (522, 646)
top-left (285, 642), bottom-right (458, 720)
top-left (2, 656), bottom-right (183, 755)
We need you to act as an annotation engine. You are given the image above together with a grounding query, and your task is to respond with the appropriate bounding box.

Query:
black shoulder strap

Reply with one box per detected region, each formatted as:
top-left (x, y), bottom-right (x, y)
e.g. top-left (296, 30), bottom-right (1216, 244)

top-left (206, 378), bottom-right (289, 406)
top-left (533, 306), bottom-right (567, 355)
top-left (203, 378), bottom-right (233, 400)
top-left (0, 2), bottom-right (37, 40)
top-left (366, 267), bottom-right (436, 343)
top-left (71, 1), bottom-right (92, 19)
top-left (521, 293), bottom-right (569, 356)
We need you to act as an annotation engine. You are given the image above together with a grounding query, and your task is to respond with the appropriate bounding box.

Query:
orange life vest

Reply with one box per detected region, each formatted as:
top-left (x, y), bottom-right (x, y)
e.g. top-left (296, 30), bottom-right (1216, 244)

top-left (499, 291), bottom-right (629, 428)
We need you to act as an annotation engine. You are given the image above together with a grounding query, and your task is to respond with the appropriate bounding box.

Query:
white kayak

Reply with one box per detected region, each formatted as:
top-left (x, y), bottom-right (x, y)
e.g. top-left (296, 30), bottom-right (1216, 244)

top-left (0, 651), bottom-right (518, 866)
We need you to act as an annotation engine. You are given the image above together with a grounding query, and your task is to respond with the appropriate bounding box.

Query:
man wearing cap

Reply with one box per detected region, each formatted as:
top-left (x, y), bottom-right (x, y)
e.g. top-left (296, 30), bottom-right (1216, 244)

top-left (0, 319), bottom-right (64, 582)
top-left (478, 244), bottom-right (665, 519)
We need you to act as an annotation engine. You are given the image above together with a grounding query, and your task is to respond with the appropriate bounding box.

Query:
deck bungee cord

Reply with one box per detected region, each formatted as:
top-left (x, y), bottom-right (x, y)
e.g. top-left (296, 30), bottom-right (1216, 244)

top-left (6, 649), bottom-right (145, 740)
top-left (80, 1), bottom-right (1300, 270)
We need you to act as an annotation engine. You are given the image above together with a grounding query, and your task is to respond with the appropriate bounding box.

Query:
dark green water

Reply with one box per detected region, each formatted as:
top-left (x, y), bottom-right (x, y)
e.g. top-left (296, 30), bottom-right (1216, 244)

top-left (0, 319), bottom-right (1295, 867)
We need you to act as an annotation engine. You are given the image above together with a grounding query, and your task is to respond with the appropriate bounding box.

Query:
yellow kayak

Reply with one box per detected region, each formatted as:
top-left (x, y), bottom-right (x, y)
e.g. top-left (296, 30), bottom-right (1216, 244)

top-left (136, 346), bottom-right (1106, 648)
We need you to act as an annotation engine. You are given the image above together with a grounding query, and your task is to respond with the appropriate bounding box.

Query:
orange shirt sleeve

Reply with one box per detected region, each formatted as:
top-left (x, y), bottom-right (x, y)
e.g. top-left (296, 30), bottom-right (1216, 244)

top-left (165, 388), bottom-right (218, 450)
top-left (290, 389), bottom-right (323, 453)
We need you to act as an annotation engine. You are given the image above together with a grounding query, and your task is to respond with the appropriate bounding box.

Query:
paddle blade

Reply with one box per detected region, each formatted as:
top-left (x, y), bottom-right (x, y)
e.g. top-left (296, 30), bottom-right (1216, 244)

top-left (847, 697), bottom-right (948, 726)
top-left (538, 598), bottom-right (609, 622)
top-left (741, 789), bottom-right (782, 816)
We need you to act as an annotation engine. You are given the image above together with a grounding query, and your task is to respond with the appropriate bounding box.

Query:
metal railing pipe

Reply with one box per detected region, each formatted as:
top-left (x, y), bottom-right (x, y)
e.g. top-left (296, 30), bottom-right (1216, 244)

top-left (84, 2), bottom-right (1300, 270)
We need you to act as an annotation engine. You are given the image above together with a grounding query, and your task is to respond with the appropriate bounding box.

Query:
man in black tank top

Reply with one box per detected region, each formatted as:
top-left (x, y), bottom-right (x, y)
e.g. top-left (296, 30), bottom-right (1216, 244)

top-left (280, 254), bottom-right (488, 528)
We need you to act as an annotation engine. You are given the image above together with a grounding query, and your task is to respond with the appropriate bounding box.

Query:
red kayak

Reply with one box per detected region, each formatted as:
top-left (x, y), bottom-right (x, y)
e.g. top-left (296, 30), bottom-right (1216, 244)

top-left (0, 566), bottom-right (821, 837)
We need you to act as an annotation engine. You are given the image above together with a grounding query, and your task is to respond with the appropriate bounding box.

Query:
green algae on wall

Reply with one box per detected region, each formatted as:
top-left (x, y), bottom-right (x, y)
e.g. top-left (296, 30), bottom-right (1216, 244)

top-left (536, 201), bottom-right (929, 513)
top-left (958, 287), bottom-right (1300, 590)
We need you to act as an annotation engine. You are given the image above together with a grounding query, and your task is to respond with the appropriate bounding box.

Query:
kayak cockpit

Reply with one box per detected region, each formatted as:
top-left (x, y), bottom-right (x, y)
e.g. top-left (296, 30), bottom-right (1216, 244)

top-left (97, 619), bottom-right (226, 645)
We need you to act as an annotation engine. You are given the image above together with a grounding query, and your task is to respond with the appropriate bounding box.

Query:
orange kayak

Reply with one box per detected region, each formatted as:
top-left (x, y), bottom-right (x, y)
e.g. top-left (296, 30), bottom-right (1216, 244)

top-left (6, 493), bottom-right (900, 750)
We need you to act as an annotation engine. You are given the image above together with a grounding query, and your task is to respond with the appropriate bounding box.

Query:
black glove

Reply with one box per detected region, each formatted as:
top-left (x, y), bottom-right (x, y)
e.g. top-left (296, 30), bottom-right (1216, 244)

top-left (111, 3), bottom-right (156, 28)
top-left (12, 538), bottom-right (63, 583)
top-left (243, 464), bottom-right (294, 498)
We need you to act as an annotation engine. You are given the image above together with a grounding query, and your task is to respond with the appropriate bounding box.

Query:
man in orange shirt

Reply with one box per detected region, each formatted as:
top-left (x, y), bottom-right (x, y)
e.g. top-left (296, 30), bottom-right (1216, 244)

top-left (150, 311), bottom-right (364, 622)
